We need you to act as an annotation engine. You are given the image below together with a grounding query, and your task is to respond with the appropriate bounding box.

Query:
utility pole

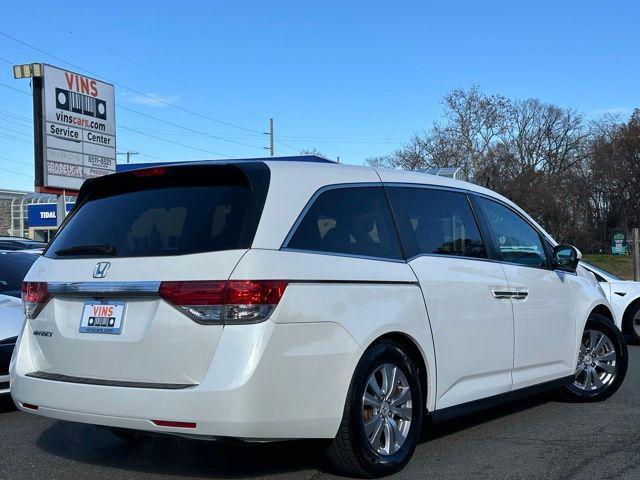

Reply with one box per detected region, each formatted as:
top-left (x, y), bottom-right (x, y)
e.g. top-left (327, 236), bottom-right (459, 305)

top-left (117, 151), bottom-right (138, 164)
top-left (264, 118), bottom-right (274, 157)
top-left (634, 228), bottom-right (640, 281)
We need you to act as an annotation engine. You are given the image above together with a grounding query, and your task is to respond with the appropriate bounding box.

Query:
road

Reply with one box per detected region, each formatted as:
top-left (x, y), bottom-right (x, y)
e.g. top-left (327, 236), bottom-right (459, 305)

top-left (1, 346), bottom-right (639, 480)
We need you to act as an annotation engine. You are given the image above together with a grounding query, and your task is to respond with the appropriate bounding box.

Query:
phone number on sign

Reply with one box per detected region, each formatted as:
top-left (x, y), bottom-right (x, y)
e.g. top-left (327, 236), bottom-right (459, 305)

top-left (85, 155), bottom-right (115, 169)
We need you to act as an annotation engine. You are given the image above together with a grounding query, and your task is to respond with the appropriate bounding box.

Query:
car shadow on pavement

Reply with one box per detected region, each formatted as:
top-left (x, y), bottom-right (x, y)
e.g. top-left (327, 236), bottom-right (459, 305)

top-left (34, 392), bottom-right (555, 479)
top-left (36, 420), bottom-right (331, 478)
top-left (420, 391), bottom-right (553, 443)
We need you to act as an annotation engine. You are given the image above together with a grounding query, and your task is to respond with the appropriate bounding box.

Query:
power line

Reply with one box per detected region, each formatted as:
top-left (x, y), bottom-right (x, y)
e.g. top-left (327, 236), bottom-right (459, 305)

top-left (0, 133), bottom-right (33, 146)
top-left (118, 125), bottom-right (232, 158)
top-left (1, 30), bottom-right (277, 156)
top-left (0, 125), bottom-right (33, 138)
top-left (0, 75), bottom-right (236, 157)
top-left (0, 113), bottom-right (32, 128)
top-left (0, 165), bottom-right (32, 177)
top-left (0, 107), bottom-right (31, 122)
top-left (0, 0), bottom-right (269, 121)
top-left (117, 104), bottom-right (264, 150)
top-left (0, 154), bottom-right (32, 167)
top-left (0, 80), bottom-right (31, 96)
top-left (275, 139), bottom-right (302, 154)
top-left (0, 30), bottom-right (264, 135)
top-left (278, 139), bottom-right (404, 145)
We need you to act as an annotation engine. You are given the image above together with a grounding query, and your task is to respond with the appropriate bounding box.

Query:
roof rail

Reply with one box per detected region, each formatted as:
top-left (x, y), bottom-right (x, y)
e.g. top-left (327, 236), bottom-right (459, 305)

top-left (116, 155), bottom-right (336, 172)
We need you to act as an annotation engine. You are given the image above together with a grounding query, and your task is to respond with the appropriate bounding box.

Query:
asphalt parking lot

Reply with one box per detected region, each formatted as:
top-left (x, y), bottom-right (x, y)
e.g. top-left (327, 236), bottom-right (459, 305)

top-left (1, 346), bottom-right (639, 480)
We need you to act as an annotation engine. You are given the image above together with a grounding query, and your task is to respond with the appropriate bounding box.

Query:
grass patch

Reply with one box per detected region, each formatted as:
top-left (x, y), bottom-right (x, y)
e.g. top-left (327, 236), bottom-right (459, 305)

top-left (582, 254), bottom-right (634, 280)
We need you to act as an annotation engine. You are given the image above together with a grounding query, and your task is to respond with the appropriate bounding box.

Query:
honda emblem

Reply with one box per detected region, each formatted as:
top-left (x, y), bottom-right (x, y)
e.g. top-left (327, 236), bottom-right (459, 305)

top-left (93, 262), bottom-right (111, 279)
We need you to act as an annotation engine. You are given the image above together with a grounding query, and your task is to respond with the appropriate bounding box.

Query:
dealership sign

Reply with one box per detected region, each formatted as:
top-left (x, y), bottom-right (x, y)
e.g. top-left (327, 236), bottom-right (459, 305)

top-left (27, 203), bottom-right (74, 228)
top-left (611, 229), bottom-right (627, 255)
top-left (38, 64), bottom-right (116, 191)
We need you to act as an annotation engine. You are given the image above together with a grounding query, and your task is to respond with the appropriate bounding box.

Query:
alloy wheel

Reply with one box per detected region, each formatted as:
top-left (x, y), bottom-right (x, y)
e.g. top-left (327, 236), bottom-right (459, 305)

top-left (572, 329), bottom-right (617, 392)
top-left (362, 363), bottom-right (413, 456)
top-left (632, 311), bottom-right (640, 338)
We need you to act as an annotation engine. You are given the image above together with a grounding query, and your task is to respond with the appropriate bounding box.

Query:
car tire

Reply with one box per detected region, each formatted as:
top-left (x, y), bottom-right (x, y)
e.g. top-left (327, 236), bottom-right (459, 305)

top-left (622, 303), bottom-right (640, 345)
top-left (560, 313), bottom-right (628, 402)
top-left (326, 339), bottom-right (423, 478)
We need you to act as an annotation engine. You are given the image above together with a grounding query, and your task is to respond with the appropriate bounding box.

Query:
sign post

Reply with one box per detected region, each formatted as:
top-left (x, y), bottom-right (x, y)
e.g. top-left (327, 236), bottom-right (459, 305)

top-left (634, 228), bottom-right (640, 282)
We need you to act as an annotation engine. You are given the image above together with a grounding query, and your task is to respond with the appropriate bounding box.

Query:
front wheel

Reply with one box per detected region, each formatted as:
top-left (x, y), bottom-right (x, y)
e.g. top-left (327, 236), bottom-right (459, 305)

top-left (560, 313), bottom-right (628, 402)
top-left (326, 340), bottom-right (423, 478)
top-left (623, 303), bottom-right (640, 345)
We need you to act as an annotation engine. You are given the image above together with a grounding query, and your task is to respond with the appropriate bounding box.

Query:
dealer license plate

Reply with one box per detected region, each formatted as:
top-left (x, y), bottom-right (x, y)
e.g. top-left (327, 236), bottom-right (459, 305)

top-left (79, 301), bottom-right (125, 334)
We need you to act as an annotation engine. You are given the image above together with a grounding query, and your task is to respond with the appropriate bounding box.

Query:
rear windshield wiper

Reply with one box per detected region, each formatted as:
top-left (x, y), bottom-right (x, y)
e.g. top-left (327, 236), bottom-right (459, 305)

top-left (54, 244), bottom-right (118, 256)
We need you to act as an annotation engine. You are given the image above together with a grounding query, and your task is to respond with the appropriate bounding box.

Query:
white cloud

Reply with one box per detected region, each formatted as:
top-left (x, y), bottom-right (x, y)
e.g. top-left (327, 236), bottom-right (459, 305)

top-left (594, 107), bottom-right (631, 116)
top-left (123, 92), bottom-right (181, 107)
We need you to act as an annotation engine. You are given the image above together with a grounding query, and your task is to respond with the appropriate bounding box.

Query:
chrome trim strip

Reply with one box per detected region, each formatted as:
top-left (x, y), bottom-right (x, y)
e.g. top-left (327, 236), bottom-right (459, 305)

top-left (25, 371), bottom-right (196, 390)
top-left (47, 281), bottom-right (160, 297)
top-left (281, 248), bottom-right (407, 264)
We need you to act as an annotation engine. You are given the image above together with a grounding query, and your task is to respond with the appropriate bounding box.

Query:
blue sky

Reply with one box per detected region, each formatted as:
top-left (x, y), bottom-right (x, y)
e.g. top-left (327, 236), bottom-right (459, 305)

top-left (1, 0), bottom-right (639, 191)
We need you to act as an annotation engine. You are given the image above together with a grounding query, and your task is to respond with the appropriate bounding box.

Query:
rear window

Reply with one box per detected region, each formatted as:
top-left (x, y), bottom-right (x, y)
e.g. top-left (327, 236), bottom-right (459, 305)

top-left (45, 163), bottom-right (269, 258)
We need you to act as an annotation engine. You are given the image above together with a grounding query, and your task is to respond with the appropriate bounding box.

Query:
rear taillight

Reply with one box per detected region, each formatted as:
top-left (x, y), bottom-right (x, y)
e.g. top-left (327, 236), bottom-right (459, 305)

top-left (158, 281), bottom-right (226, 323)
top-left (22, 282), bottom-right (50, 320)
top-left (158, 280), bottom-right (288, 324)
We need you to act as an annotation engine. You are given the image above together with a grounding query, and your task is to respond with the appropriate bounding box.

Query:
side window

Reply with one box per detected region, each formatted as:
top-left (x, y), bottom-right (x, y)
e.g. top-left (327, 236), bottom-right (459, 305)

top-left (391, 187), bottom-right (486, 259)
top-left (287, 186), bottom-right (403, 260)
top-left (478, 198), bottom-right (548, 268)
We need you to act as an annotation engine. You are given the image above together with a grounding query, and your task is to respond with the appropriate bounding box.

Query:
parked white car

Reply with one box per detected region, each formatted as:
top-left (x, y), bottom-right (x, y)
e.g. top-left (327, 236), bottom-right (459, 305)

top-left (1, 251), bottom-right (39, 395)
top-left (10, 159), bottom-right (628, 477)
top-left (580, 261), bottom-right (640, 344)
top-left (1, 294), bottom-right (22, 395)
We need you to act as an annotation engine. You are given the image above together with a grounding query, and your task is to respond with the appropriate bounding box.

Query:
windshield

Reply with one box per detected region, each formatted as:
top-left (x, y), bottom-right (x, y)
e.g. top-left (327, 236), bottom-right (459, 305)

top-left (581, 261), bottom-right (623, 282)
top-left (0, 252), bottom-right (38, 297)
top-left (46, 163), bottom-right (269, 259)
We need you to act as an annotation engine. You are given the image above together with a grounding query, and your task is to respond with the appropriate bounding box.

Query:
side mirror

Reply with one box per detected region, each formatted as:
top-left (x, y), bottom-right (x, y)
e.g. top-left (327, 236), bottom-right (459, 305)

top-left (553, 244), bottom-right (582, 272)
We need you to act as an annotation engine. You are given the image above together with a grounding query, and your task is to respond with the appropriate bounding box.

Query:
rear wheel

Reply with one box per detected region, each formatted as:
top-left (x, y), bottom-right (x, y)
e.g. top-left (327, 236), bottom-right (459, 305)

top-left (560, 313), bottom-right (628, 402)
top-left (327, 340), bottom-right (423, 478)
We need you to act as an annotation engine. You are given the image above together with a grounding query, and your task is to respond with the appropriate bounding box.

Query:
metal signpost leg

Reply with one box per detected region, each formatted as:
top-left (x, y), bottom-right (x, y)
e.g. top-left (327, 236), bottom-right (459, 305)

top-left (56, 193), bottom-right (66, 228)
top-left (634, 228), bottom-right (640, 282)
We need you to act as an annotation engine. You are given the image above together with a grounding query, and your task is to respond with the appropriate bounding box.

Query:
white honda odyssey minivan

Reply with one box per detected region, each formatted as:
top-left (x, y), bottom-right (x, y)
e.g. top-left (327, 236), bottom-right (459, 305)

top-left (11, 158), bottom-right (628, 477)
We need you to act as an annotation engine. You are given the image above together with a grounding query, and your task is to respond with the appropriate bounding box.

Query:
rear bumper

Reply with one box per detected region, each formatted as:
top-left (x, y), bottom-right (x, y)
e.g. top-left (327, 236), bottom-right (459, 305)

top-left (10, 320), bottom-right (360, 439)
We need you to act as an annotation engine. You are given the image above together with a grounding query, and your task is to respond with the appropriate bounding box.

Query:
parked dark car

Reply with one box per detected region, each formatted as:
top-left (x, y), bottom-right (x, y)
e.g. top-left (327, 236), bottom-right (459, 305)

top-left (0, 237), bottom-right (46, 252)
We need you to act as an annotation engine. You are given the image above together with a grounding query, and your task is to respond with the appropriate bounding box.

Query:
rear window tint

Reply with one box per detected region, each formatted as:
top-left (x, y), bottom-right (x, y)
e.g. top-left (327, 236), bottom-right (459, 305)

top-left (45, 163), bottom-right (269, 258)
top-left (286, 186), bottom-right (403, 260)
top-left (390, 187), bottom-right (486, 259)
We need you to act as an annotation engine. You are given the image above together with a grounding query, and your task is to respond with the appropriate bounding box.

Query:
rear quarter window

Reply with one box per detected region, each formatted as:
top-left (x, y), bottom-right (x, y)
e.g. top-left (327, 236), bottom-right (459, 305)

top-left (286, 186), bottom-right (403, 260)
